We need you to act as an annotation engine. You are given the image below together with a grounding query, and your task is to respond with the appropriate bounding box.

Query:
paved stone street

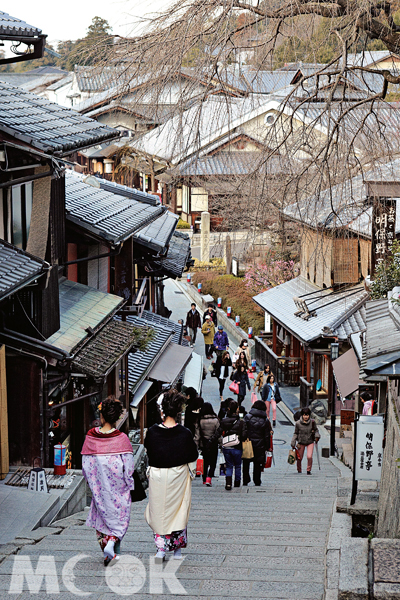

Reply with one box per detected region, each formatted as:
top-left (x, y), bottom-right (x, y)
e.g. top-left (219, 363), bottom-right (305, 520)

top-left (0, 279), bottom-right (341, 599)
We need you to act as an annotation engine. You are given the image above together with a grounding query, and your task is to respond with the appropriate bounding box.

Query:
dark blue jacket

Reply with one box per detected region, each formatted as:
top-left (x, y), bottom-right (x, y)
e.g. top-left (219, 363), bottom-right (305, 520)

top-left (233, 369), bottom-right (251, 396)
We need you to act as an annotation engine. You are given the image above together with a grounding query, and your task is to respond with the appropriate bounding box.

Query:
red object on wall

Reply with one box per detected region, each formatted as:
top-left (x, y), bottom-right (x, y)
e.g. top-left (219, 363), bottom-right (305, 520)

top-left (67, 244), bottom-right (78, 282)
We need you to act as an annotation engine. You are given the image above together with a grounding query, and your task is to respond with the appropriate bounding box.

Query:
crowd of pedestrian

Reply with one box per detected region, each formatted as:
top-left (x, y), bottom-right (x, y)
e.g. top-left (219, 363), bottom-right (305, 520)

top-left (81, 301), bottom-right (325, 567)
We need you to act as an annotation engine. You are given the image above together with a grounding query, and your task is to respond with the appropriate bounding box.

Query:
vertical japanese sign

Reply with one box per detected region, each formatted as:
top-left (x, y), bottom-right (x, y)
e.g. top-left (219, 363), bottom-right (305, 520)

top-left (371, 197), bottom-right (396, 275)
top-left (355, 416), bottom-right (384, 481)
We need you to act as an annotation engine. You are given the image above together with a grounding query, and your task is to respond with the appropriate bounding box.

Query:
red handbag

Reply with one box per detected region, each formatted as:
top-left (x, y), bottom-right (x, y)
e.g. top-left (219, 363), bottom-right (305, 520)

top-left (265, 436), bottom-right (274, 468)
top-left (196, 458), bottom-right (204, 476)
top-left (229, 381), bottom-right (239, 394)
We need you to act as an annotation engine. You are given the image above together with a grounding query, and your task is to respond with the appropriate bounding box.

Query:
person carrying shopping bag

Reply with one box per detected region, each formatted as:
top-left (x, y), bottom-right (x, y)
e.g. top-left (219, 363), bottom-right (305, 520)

top-left (261, 374), bottom-right (281, 428)
top-left (232, 364), bottom-right (251, 406)
top-left (201, 315), bottom-right (215, 359)
top-left (291, 407), bottom-right (320, 475)
top-left (214, 350), bottom-right (232, 401)
top-left (243, 400), bottom-right (272, 486)
top-left (195, 402), bottom-right (220, 486)
top-left (211, 400), bottom-right (247, 490)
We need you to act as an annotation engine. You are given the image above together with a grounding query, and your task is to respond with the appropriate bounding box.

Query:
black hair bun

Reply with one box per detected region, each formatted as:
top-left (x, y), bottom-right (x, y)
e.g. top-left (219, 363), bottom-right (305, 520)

top-left (161, 389), bottom-right (185, 420)
top-left (100, 395), bottom-right (124, 424)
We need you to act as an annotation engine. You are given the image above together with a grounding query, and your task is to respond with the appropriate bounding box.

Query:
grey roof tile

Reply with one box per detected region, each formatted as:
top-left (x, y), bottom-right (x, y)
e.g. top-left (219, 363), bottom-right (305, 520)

top-left (0, 82), bottom-right (119, 155)
top-left (135, 211), bottom-right (178, 252)
top-left (0, 11), bottom-right (41, 37)
top-left (149, 231), bottom-right (193, 279)
top-left (115, 314), bottom-right (174, 392)
top-left (141, 309), bottom-right (183, 344)
top-left (171, 151), bottom-right (288, 177)
top-left (0, 239), bottom-right (48, 302)
top-left (253, 276), bottom-right (369, 343)
top-left (98, 178), bottom-right (160, 206)
top-left (65, 171), bottom-right (165, 245)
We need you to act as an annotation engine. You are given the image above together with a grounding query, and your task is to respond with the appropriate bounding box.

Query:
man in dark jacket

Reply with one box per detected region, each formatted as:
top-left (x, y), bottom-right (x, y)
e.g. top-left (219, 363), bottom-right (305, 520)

top-left (186, 303), bottom-right (201, 346)
top-left (243, 401), bottom-right (272, 486)
top-left (203, 304), bottom-right (218, 327)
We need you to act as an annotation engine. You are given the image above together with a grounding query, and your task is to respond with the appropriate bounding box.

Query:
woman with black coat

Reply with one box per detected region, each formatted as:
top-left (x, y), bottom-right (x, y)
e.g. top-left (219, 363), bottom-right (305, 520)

top-left (243, 400), bottom-right (272, 486)
top-left (194, 403), bottom-right (220, 486)
top-left (214, 351), bottom-right (232, 401)
top-left (232, 365), bottom-right (251, 406)
top-left (212, 400), bottom-right (247, 490)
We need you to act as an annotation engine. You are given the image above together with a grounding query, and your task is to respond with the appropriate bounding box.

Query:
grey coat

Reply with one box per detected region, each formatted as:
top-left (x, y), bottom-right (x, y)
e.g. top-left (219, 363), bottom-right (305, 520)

top-left (195, 414), bottom-right (220, 449)
top-left (291, 417), bottom-right (320, 447)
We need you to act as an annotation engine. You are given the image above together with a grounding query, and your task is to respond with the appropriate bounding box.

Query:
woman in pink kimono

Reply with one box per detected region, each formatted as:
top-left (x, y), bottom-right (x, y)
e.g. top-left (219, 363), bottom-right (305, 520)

top-left (81, 396), bottom-right (135, 566)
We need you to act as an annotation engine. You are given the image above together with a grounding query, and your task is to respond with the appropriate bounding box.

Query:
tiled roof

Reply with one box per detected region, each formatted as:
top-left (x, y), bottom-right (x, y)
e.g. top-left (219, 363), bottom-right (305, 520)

top-left (72, 320), bottom-right (147, 379)
top-left (135, 211), bottom-right (178, 253)
top-left (0, 239), bottom-right (48, 302)
top-left (172, 151), bottom-right (287, 177)
top-left (365, 299), bottom-right (400, 359)
top-left (97, 178), bottom-right (160, 206)
top-left (115, 314), bottom-right (174, 392)
top-left (0, 82), bottom-right (119, 155)
top-left (333, 306), bottom-right (366, 339)
top-left (253, 276), bottom-right (369, 343)
top-left (65, 171), bottom-right (165, 245)
top-left (141, 310), bottom-right (183, 344)
top-left (0, 11), bottom-right (41, 37)
top-left (149, 231), bottom-right (193, 279)
top-left (283, 157), bottom-right (400, 237)
top-left (46, 280), bottom-right (124, 353)
top-left (74, 65), bottom-right (132, 93)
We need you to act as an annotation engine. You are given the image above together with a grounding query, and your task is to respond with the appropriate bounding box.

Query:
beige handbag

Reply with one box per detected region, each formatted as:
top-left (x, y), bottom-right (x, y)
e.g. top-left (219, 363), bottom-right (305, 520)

top-left (242, 439), bottom-right (254, 459)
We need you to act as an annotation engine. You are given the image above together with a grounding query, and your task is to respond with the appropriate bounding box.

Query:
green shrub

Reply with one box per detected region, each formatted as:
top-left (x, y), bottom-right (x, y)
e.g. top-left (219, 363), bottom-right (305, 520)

top-left (192, 271), bottom-right (264, 333)
top-left (177, 218), bottom-right (190, 229)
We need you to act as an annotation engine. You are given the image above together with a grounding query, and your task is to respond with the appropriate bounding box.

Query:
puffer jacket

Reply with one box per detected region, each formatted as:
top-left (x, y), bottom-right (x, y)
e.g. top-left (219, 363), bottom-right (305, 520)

top-left (244, 407), bottom-right (272, 462)
top-left (195, 414), bottom-right (220, 449)
top-left (216, 415), bottom-right (247, 450)
top-left (291, 416), bottom-right (321, 447)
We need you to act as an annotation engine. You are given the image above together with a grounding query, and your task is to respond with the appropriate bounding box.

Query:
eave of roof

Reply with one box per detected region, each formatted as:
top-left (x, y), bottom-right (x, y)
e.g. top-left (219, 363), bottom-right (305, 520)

top-left (0, 239), bottom-right (49, 302)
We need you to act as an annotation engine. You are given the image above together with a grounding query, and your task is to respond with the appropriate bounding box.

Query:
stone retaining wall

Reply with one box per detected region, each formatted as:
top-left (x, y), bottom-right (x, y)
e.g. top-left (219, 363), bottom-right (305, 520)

top-left (376, 381), bottom-right (400, 538)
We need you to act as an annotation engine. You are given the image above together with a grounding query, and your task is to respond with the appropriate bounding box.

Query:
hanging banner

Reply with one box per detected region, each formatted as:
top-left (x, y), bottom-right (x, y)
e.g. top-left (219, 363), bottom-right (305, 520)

top-left (371, 197), bottom-right (396, 275)
top-left (354, 416), bottom-right (384, 482)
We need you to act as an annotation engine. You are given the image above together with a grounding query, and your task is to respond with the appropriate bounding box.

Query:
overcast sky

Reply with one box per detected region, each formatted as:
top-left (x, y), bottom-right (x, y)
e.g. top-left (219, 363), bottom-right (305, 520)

top-left (3, 0), bottom-right (170, 45)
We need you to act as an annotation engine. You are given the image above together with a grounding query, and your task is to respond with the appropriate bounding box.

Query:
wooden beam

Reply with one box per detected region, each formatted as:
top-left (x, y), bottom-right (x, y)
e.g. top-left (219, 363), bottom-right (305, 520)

top-left (0, 345), bottom-right (9, 480)
top-left (367, 182), bottom-right (400, 197)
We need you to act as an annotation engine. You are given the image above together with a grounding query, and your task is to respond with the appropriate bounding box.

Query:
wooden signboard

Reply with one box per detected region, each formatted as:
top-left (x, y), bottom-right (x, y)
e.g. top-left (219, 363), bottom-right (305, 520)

top-left (0, 345), bottom-right (9, 480)
top-left (371, 197), bottom-right (396, 275)
top-left (340, 409), bottom-right (355, 438)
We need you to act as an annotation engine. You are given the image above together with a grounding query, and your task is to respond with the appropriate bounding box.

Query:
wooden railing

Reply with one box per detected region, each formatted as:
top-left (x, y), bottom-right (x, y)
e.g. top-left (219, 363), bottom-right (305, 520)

top-left (255, 337), bottom-right (302, 387)
top-left (300, 377), bottom-right (313, 408)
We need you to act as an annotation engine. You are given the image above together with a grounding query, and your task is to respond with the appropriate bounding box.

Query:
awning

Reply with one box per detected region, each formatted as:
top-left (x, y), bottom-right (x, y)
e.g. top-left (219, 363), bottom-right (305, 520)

top-left (183, 352), bottom-right (203, 395)
top-left (72, 320), bottom-right (147, 379)
top-left (147, 343), bottom-right (192, 384)
top-left (130, 380), bottom-right (152, 408)
top-left (332, 348), bottom-right (363, 400)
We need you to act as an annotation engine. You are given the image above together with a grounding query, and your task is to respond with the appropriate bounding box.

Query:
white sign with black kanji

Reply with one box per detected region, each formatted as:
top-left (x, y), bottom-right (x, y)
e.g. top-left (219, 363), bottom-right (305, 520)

top-left (355, 416), bottom-right (384, 482)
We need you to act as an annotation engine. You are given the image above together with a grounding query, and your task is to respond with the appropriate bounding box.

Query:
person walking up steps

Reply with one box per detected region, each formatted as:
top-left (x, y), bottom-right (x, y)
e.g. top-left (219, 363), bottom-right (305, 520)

top-left (81, 396), bottom-right (135, 566)
top-left (213, 400), bottom-right (247, 490)
top-left (243, 400), bottom-right (272, 487)
top-left (203, 304), bottom-right (217, 327)
top-left (144, 389), bottom-right (198, 563)
top-left (291, 407), bottom-right (321, 475)
top-left (195, 402), bottom-right (220, 486)
top-left (262, 374), bottom-right (282, 427)
top-left (253, 364), bottom-right (271, 396)
top-left (186, 303), bottom-right (201, 346)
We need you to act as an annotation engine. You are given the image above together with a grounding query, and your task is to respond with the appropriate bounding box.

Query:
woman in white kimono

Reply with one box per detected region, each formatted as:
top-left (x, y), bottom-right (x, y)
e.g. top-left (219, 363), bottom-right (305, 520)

top-left (144, 389), bottom-right (198, 563)
top-left (81, 396), bottom-right (135, 566)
